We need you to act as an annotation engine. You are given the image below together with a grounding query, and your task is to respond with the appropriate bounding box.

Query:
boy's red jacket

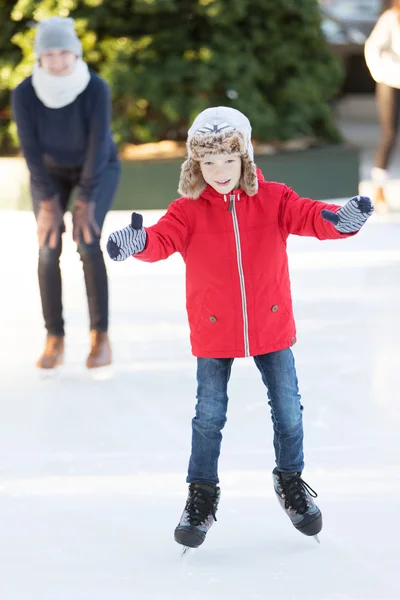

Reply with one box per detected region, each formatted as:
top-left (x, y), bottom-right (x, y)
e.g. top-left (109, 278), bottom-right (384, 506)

top-left (135, 171), bottom-right (354, 358)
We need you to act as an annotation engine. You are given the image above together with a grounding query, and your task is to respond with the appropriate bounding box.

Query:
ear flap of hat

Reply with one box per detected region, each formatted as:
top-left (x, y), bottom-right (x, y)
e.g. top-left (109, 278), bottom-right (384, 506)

top-left (239, 152), bottom-right (258, 197)
top-left (178, 158), bottom-right (206, 199)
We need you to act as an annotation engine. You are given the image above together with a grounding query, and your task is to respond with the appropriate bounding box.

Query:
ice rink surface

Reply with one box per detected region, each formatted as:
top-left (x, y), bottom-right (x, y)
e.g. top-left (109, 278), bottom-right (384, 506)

top-left (0, 208), bottom-right (399, 600)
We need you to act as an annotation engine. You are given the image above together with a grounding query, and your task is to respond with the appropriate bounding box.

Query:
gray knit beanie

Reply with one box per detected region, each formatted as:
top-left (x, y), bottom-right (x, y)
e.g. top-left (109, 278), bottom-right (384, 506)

top-left (34, 17), bottom-right (82, 58)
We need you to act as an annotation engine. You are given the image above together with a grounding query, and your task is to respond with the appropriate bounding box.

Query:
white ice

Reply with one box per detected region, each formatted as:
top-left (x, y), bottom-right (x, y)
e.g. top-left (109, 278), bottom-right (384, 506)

top-left (0, 207), bottom-right (399, 600)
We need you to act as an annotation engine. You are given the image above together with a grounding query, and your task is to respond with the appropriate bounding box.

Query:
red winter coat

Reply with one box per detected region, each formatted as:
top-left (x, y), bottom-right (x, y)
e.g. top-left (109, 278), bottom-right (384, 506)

top-left (135, 171), bottom-right (355, 358)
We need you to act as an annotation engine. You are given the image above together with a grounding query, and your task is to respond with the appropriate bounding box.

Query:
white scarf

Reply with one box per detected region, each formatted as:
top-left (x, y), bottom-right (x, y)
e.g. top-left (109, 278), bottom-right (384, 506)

top-left (32, 58), bottom-right (91, 109)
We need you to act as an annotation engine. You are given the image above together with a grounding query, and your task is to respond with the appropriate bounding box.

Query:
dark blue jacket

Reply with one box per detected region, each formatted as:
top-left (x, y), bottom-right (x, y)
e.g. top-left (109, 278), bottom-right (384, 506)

top-left (11, 71), bottom-right (118, 203)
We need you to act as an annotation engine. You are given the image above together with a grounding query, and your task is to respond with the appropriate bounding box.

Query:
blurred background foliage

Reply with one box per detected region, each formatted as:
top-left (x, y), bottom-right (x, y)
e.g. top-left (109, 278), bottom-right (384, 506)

top-left (0, 0), bottom-right (344, 152)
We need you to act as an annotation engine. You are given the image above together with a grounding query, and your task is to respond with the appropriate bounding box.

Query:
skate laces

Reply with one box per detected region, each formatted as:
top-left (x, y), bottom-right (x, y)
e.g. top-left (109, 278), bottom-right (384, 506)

top-left (186, 484), bottom-right (218, 526)
top-left (281, 474), bottom-right (318, 515)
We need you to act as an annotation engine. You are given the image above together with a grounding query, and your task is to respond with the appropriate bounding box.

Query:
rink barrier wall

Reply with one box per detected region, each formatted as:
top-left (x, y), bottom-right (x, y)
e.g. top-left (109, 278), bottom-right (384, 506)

top-left (1, 144), bottom-right (359, 210)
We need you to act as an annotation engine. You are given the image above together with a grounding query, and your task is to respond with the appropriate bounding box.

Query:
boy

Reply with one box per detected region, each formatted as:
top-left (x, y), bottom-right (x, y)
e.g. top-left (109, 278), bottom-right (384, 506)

top-left (107, 107), bottom-right (373, 549)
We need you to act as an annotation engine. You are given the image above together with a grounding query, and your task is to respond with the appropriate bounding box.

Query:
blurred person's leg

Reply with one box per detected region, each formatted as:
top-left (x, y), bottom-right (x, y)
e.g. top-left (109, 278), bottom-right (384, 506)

top-left (31, 172), bottom-right (71, 368)
top-left (76, 160), bottom-right (120, 368)
top-left (373, 83), bottom-right (400, 210)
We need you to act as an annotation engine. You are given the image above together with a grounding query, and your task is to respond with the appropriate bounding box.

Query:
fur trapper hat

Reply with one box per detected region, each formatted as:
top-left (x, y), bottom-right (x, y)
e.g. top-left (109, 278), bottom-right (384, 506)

top-left (178, 106), bottom-right (258, 199)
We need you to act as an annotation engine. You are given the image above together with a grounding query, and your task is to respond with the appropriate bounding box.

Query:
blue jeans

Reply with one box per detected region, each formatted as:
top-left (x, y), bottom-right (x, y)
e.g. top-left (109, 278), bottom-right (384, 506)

top-left (187, 348), bottom-right (304, 484)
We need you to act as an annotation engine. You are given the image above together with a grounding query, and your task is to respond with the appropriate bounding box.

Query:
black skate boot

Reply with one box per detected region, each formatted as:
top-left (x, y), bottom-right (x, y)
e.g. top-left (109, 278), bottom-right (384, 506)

top-left (174, 482), bottom-right (220, 549)
top-left (272, 468), bottom-right (322, 537)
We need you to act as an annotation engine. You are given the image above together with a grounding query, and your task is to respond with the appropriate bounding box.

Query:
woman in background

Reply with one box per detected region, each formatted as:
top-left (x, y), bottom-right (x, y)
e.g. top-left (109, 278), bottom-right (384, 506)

top-left (12, 16), bottom-right (120, 370)
top-left (365, 0), bottom-right (400, 211)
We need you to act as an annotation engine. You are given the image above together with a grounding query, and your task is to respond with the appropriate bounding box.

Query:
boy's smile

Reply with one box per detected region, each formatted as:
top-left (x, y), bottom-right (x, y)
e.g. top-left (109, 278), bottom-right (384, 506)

top-left (200, 153), bottom-right (242, 194)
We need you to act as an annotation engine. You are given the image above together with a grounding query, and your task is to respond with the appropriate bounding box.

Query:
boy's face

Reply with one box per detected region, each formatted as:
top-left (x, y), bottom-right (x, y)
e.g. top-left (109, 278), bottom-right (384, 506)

top-left (199, 153), bottom-right (242, 194)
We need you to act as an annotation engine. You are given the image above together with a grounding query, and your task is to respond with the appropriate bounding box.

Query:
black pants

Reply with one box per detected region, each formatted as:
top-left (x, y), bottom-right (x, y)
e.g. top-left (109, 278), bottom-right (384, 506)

top-left (31, 161), bottom-right (120, 336)
top-left (375, 82), bottom-right (400, 170)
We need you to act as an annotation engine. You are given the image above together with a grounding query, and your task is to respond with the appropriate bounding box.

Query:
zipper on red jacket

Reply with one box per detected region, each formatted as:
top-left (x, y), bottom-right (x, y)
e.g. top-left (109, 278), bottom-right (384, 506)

top-left (227, 192), bottom-right (250, 357)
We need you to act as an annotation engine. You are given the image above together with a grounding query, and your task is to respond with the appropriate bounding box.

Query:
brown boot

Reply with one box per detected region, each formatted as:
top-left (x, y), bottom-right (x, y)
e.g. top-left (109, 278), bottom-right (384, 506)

top-left (36, 335), bottom-right (64, 369)
top-left (86, 330), bottom-right (112, 369)
top-left (373, 186), bottom-right (389, 213)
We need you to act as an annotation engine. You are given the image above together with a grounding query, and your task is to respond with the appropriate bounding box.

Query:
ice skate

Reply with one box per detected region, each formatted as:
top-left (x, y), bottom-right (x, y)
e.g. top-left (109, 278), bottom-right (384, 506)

top-left (174, 482), bottom-right (220, 551)
top-left (36, 335), bottom-right (64, 371)
top-left (272, 468), bottom-right (322, 540)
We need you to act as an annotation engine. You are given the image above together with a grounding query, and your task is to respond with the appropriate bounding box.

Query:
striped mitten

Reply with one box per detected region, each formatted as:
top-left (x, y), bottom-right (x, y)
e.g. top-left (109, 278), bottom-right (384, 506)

top-left (106, 212), bottom-right (146, 261)
top-left (321, 196), bottom-right (374, 233)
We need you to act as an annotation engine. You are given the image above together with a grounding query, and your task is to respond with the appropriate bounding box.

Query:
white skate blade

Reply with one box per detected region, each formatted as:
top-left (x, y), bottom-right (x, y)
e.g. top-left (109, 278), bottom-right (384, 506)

top-left (88, 365), bottom-right (115, 381)
top-left (37, 365), bottom-right (63, 380)
top-left (314, 534), bottom-right (320, 544)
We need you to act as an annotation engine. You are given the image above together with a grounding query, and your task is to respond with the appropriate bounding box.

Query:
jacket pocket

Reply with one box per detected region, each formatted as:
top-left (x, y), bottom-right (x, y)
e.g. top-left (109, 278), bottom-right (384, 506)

top-left (195, 288), bottom-right (211, 333)
top-left (187, 288), bottom-right (210, 333)
top-left (272, 279), bottom-right (292, 318)
top-left (190, 288), bottom-right (235, 353)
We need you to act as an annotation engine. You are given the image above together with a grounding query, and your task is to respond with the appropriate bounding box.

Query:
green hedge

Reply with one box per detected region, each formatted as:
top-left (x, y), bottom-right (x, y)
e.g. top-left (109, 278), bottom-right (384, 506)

top-left (4, 144), bottom-right (359, 211)
top-left (2, 0), bottom-right (343, 152)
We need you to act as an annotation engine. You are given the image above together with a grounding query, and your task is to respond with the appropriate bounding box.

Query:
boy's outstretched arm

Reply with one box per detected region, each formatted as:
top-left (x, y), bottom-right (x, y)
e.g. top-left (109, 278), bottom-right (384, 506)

top-left (279, 187), bottom-right (374, 240)
top-left (106, 201), bottom-right (190, 262)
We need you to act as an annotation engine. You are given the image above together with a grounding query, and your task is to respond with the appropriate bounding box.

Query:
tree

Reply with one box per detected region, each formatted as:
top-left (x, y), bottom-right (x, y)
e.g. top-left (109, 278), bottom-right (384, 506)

top-left (0, 0), bottom-right (30, 152)
top-left (3, 0), bottom-right (343, 150)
